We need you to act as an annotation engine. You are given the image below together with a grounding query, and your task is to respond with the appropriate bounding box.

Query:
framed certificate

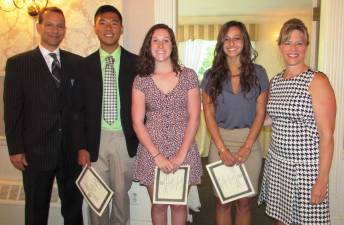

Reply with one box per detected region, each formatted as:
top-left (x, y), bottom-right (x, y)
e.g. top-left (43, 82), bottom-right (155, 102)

top-left (76, 166), bottom-right (113, 216)
top-left (206, 161), bottom-right (255, 204)
top-left (153, 165), bottom-right (190, 205)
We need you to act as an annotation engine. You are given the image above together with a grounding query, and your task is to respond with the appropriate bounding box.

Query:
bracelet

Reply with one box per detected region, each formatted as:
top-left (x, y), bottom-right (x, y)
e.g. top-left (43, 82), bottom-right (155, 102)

top-left (218, 146), bottom-right (227, 154)
top-left (153, 152), bottom-right (161, 159)
top-left (243, 145), bottom-right (252, 151)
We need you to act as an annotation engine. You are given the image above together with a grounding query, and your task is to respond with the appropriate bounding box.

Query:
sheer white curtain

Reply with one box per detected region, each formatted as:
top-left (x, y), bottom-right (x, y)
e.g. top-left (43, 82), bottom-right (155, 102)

top-left (178, 39), bottom-right (216, 75)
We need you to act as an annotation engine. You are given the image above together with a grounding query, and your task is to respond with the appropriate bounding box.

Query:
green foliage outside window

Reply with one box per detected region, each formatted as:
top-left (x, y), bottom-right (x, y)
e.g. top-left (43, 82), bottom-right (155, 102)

top-left (197, 45), bottom-right (215, 81)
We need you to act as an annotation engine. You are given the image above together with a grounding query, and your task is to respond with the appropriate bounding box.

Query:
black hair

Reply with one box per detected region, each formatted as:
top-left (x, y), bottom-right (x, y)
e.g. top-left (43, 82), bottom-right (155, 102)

top-left (94, 5), bottom-right (122, 24)
top-left (38, 7), bottom-right (64, 24)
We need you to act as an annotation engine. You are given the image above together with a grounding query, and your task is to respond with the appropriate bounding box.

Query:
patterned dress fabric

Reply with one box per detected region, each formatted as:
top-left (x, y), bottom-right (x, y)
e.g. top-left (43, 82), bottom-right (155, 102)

top-left (258, 69), bottom-right (330, 225)
top-left (133, 67), bottom-right (202, 186)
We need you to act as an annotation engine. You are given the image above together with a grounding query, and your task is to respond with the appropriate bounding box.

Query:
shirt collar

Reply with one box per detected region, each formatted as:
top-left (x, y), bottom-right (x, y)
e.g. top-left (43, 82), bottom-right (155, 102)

top-left (99, 46), bottom-right (121, 61)
top-left (39, 44), bottom-right (60, 60)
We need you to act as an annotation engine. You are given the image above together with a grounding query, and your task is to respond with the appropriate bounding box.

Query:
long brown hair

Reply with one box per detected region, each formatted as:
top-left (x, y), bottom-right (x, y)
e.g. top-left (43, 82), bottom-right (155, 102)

top-left (136, 24), bottom-right (181, 77)
top-left (206, 21), bottom-right (259, 103)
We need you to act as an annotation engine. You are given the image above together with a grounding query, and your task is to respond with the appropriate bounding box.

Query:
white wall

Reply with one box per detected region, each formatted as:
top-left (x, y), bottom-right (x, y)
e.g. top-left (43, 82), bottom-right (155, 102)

top-left (318, 0), bottom-right (344, 224)
top-left (254, 15), bottom-right (312, 78)
top-left (123, 0), bottom-right (155, 54)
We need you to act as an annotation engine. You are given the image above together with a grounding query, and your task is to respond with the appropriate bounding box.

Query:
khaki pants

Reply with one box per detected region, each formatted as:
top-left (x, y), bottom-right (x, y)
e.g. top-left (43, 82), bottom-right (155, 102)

top-left (89, 130), bottom-right (135, 225)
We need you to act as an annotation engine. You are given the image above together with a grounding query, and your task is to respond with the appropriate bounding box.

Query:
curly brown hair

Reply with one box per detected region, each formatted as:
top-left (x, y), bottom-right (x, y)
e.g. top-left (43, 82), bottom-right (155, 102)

top-left (136, 24), bottom-right (181, 77)
top-left (206, 21), bottom-right (259, 103)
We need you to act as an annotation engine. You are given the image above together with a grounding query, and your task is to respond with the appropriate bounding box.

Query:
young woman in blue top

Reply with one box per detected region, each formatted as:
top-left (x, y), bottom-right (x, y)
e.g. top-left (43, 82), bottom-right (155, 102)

top-left (201, 21), bottom-right (269, 225)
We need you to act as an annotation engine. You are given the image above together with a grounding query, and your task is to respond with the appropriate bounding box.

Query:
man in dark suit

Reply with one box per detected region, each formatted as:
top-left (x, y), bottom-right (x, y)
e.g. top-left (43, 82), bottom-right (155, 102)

top-left (4, 7), bottom-right (83, 225)
top-left (73, 5), bottom-right (139, 225)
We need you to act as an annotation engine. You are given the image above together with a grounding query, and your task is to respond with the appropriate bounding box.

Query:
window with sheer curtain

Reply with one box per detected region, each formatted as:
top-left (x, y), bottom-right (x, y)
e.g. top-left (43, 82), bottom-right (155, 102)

top-left (178, 39), bottom-right (216, 81)
top-left (178, 39), bottom-right (256, 81)
top-left (177, 23), bottom-right (257, 81)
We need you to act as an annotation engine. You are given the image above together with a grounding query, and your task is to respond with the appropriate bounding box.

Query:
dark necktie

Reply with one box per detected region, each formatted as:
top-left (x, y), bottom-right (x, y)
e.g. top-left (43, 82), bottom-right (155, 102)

top-left (49, 53), bottom-right (61, 87)
top-left (103, 56), bottom-right (117, 125)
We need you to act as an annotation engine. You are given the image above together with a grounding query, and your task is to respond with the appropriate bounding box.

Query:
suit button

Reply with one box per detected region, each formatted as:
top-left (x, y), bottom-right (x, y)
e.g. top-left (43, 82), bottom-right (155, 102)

top-left (58, 128), bottom-right (62, 132)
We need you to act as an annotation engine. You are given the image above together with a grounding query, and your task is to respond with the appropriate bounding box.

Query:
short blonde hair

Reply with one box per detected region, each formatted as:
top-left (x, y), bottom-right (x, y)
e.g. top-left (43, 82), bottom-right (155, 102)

top-left (278, 18), bottom-right (309, 45)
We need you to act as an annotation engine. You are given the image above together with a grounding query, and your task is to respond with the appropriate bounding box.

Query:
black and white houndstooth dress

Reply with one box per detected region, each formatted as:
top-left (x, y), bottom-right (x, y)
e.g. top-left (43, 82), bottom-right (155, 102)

top-left (258, 69), bottom-right (330, 225)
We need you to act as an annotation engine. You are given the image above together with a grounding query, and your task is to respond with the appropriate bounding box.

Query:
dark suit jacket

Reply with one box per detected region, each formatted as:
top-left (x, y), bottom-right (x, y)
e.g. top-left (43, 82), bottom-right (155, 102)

top-left (73, 47), bottom-right (139, 161)
top-left (4, 47), bottom-right (82, 170)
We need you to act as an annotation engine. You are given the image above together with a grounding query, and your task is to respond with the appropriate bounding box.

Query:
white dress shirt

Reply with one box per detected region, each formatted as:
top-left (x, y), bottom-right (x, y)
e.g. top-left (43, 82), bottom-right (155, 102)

top-left (39, 45), bottom-right (61, 73)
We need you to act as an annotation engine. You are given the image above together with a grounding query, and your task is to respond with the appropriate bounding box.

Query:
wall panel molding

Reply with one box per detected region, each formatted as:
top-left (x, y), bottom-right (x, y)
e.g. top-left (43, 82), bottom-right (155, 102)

top-left (154, 0), bottom-right (176, 31)
top-left (319, 0), bottom-right (344, 224)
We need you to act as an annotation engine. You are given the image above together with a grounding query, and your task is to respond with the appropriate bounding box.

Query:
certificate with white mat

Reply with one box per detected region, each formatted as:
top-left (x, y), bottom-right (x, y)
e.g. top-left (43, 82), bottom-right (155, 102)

top-left (206, 161), bottom-right (255, 204)
top-left (153, 165), bottom-right (190, 205)
top-left (76, 166), bottom-right (113, 216)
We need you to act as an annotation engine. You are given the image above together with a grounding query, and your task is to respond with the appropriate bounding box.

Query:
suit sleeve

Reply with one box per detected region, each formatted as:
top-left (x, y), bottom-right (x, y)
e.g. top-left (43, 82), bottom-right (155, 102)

top-left (4, 58), bottom-right (25, 155)
top-left (71, 60), bottom-right (87, 151)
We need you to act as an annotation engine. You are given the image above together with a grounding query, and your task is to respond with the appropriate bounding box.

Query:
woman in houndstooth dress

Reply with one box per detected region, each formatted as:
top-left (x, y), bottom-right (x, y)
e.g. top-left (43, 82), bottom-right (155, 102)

top-left (258, 19), bottom-right (336, 225)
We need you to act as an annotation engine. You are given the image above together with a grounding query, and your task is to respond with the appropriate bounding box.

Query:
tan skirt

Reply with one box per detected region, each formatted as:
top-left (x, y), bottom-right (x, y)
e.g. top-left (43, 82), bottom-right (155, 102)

top-left (208, 128), bottom-right (263, 197)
